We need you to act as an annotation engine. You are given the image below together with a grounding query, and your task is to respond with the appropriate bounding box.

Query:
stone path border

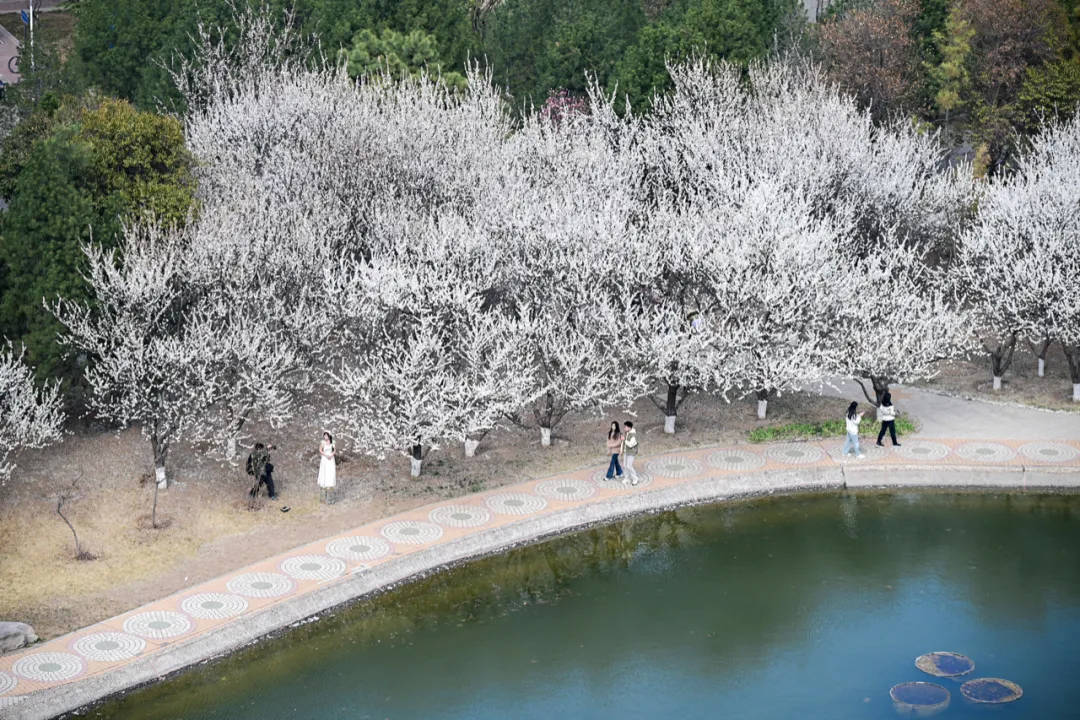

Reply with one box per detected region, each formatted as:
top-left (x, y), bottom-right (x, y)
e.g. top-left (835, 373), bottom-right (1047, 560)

top-left (2, 437), bottom-right (1079, 720)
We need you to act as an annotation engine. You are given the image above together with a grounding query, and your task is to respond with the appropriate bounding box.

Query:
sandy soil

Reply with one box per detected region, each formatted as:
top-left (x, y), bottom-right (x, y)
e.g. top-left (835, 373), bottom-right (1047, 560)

top-left (0, 389), bottom-right (847, 640)
top-left (917, 342), bottom-right (1080, 412)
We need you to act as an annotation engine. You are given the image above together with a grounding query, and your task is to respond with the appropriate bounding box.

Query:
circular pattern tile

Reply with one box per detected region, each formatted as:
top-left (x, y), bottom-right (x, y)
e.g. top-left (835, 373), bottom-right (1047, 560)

top-left (535, 477), bottom-right (596, 501)
top-left (180, 593), bottom-right (249, 620)
top-left (12, 652), bottom-right (85, 683)
top-left (706, 449), bottom-right (766, 471)
top-left (123, 611), bottom-right (192, 640)
top-left (833, 441), bottom-right (888, 461)
top-left (0, 670), bottom-right (15, 695)
top-left (72, 632), bottom-right (146, 662)
top-left (590, 470), bottom-right (654, 489)
top-left (429, 504), bottom-right (492, 528)
top-left (954, 442), bottom-right (1016, 463)
top-left (765, 443), bottom-right (825, 465)
top-left (484, 493), bottom-right (548, 516)
top-left (895, 441), bottom-right (951, 462)
top-left (380, 520), bottom-right (444, 545)
top-left (326, 535), bottom-right (391, 562)
top-left (1019, 441), bottom-right (1080, 463)
top-left (226, 572), bottom-right (295, 599)
top-left (280, 555), bottom-right (346, 582)
top-left (644, 455), bottom-right (704, 478)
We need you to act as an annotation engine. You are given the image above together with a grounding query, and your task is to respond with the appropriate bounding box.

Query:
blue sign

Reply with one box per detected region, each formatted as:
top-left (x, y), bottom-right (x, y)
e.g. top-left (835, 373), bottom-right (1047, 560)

top-left (20, 10), bottom-right (29, 25)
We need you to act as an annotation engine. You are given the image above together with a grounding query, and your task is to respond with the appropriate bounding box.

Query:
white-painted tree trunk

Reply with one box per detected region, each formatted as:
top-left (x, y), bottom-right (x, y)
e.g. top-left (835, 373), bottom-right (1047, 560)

top-left (992, 375), bottom-right (1002, 391)
top-left (410, 457), bottom-right (422, 477)
top-left (1073, 383), bottom-right (1080, 402)
top-left (664, 415), bottom-right (676, 434)
top-left (226, 436), bottom-right (238, 461)
top-left (540, 427), bottom-right (551, 447)
top-left (757, 399), bottom-right (767, 419)
top-left (1038, 358), bottom-right (1045, 377)
top-left (464, 439), bottom-right (479, 457)
top-left (155, 465), bottom-right (167, 490)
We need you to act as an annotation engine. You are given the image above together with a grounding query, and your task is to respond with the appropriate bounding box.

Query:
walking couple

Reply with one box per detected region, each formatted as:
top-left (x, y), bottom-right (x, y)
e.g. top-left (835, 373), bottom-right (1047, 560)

top-left (605, 420), bottom-right (640, 485)
top-left (841, 392), bottom-right (902, 459)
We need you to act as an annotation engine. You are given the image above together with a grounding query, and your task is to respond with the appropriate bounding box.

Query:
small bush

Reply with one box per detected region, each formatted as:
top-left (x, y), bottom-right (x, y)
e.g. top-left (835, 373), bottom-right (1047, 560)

top-left (749, 414), bottom-right (918, 443)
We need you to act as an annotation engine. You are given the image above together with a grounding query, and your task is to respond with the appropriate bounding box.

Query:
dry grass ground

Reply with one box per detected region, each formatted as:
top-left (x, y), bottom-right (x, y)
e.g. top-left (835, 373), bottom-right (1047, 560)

top-left (1, 389), bottom-right (848, 640)
top-left (918, 342), bottom-right (1080, 412)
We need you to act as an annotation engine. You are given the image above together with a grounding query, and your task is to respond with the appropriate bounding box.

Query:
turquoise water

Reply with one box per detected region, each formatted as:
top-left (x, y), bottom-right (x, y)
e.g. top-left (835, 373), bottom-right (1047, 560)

top-left (87, 492), bottom-right (1080, 719)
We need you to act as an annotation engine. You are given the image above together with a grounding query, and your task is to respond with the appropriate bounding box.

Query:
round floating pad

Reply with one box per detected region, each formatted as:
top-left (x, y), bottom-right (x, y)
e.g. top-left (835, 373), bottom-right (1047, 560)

top-left (915, 651), bottom-right (975, 678)
top-left (890, 681), bottom-right (951, 717)
top-left (960, 677), bottom-right (1023, 704)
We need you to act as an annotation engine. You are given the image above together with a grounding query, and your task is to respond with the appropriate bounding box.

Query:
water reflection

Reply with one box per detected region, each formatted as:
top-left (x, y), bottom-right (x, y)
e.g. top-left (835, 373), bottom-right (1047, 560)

top-left (88, 492), bottom-right (1080, 720)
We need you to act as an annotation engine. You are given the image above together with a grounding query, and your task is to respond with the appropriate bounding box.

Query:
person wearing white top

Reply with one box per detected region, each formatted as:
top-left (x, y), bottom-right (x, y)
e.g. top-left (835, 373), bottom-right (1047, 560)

top-left (318, 431), bottom-right (337, 503)
top-left (621, 420), bottom-right (640, 486)
top-left (841, 402), bottom-right (865, 458)
top-left (875, 392), bottom-right (901, 447)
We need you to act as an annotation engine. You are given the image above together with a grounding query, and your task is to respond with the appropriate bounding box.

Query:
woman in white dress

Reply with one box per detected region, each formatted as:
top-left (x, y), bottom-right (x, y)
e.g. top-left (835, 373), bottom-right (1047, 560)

top-left (318, 431), bottom-right (336, 503)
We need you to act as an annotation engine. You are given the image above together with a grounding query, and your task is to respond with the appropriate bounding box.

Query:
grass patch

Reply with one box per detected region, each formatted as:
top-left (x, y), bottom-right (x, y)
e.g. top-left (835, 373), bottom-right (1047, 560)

top-left (749, 414), bottom-right (918, 443)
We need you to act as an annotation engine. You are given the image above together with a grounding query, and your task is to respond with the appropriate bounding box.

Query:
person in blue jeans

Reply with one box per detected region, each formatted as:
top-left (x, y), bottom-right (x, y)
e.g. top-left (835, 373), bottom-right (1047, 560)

top-left (605, 421), bottom-right (624, 480)
top-left (841, 402), bottom-right (865, 459)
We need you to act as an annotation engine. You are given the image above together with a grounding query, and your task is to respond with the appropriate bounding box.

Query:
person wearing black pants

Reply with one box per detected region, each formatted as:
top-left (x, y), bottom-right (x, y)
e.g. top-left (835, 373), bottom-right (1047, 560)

top-left (876, 392), bottom-right (901, 447)
top-left (246, 442), bottom-right (278, 499)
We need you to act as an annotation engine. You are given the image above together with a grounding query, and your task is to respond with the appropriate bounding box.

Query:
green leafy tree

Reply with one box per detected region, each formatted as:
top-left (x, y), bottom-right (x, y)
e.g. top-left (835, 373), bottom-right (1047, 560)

top-left (0, 131), bottom-right (102, 383)
top-left (1014, 58), bottom-right (1080, 134)
top-left (341, 28), bottom-right (467, 90)
top-left (614, 22), bottom-right (706, 112)
top-left (927, 5), bottom-right (975, 122)
top-left (0, 99), bottom-right (194, 385)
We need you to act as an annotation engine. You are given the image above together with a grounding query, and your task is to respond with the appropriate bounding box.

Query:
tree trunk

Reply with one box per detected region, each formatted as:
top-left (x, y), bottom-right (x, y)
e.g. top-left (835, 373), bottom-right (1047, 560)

top-left (56, 496), bottom-right (82, 558)
top-left (988, 333), bottom-right (1017, 391)
top-left (756, 388), bottom-right (769, 419)
top-left (540, 426), bottom-right (552, 447)
top-left (664, 383), bottom-right (678, 434)
top-left (1029, 337), bottom-right (1051, 378)
top-left (151, 481), bottom-right (160, 529)
top-left (1064, 346), bottom-right (1080, 402)
top-left (150, 433), bottom-right (168, 489)
top-left (464, 438), bottom-right (480, 457)
top-left (871, 376), bottom-right (889, 405)
top-left (410, 443), bottom-right (423, 477)
top-left (225, 408), bottom-right (251, 461)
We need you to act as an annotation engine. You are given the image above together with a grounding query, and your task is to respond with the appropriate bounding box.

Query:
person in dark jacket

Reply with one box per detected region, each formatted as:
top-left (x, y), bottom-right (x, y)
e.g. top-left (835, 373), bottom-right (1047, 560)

top-left (246, 442), bottom-right (277, 499)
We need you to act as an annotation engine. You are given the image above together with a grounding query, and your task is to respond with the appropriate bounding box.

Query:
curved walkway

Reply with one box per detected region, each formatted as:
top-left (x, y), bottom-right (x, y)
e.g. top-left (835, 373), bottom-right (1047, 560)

top-left (2, 430), bottom-right (1079, 718)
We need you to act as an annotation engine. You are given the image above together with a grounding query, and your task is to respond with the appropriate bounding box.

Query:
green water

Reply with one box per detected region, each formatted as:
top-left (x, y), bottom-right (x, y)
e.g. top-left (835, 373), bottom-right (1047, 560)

top-left (87, 492), bottom-right (1080, 719)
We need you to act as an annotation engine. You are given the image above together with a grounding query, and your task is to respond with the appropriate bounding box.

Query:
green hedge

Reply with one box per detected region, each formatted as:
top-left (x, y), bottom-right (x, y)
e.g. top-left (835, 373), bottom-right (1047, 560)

top-left (749, 414), bottom-right (918, 443)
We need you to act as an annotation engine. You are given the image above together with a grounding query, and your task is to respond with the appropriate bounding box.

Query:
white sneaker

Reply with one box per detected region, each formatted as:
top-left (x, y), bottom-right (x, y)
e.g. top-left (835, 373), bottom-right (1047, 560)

top-left (857, 453), bottom-right (866, 459)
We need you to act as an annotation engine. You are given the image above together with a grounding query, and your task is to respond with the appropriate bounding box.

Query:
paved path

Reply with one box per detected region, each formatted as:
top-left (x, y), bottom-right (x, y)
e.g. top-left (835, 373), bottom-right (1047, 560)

top-left (814, 379), bottom-right (1080, 441)
top-left (0, 22), bottom-right (20, 85)
top-left (2, 395), bottom-right (1080, 718)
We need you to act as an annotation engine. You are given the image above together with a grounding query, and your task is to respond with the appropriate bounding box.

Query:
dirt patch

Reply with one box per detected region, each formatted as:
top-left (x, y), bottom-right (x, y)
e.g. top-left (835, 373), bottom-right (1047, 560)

top-left (1, 390), bottom-right (849, 641)
top-left (917, 342), bottom-right (1079, 412)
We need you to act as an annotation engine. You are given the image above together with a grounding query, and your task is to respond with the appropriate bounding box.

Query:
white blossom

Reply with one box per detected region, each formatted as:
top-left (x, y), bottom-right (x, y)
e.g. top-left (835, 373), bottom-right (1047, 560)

top-left (0, 343), bottom-right (64, 483)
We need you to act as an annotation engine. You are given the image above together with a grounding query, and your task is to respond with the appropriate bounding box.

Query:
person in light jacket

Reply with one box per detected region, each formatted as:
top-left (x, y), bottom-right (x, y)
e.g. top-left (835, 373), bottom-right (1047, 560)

top-left (876, 392), bottom-right (902, 447)
top-left (841, 402), bottom-right (865, 459)
top-left (622, 420), bottom-right (640, 486)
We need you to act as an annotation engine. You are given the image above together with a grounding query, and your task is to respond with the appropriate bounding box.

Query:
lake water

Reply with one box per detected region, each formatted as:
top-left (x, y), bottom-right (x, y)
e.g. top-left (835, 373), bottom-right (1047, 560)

top-left (86, 491), bottom-right (1080, 719)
